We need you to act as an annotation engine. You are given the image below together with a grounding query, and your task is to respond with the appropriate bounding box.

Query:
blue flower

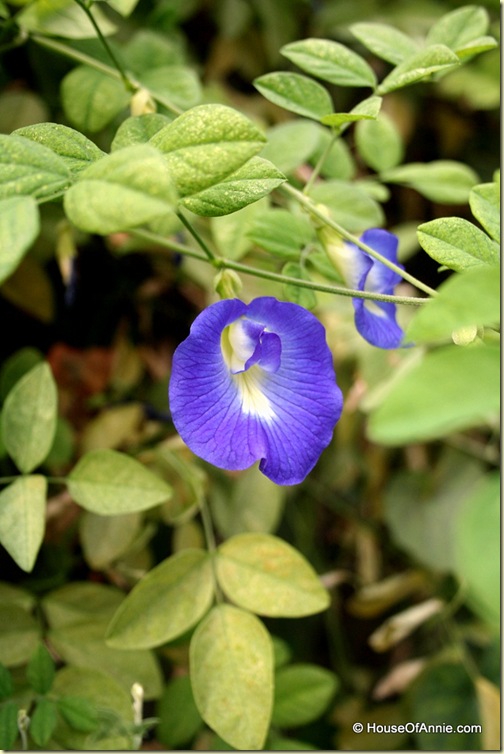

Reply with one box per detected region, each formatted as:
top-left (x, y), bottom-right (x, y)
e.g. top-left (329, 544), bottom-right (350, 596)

top-left (330, 229), bottom-right (405, 349)
top-left (168, 297), bottom-right (343, 485)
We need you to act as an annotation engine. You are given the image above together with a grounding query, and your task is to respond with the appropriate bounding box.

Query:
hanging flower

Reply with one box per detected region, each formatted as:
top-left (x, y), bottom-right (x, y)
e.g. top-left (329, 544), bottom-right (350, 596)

top-left (326, 228), bottom-right (405, 349)
top-left (169, 297), bottom-right (343, 485)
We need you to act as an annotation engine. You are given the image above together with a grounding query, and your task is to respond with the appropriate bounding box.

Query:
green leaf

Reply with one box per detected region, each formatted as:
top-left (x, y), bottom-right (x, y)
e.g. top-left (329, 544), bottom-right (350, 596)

top-left (0, 700), bottom-right (19, 749)
top-left (107, 0), bottom-right (140, 16)
top-left (14, 123), bottom-right (106, 177)
top-left (181, 157), bottom-right (286, 216)
top-left (139, 65), bottom-right (202, 110)
top-left (57, 696), bottom-right (98, 733)
top-left (282, 262), bottom-right (317, 310)
top-left (427, 5), bottom-right (491, 56)
top-left (0, 604), bottom-right (41, 666)
top-left (30, 697), bottom-right (58, 747)
top-left (156, 675), bottom-right (202, 748)
top-left (254, 72), bottom-right (333, 121)
top-left (80, 511), bottom-right (141, 570)
top-left (406, 265), bottom-right (499, 343)
top-left (281, 37), bottom-right (376, 88)
top-left (0, 196), bottom-right (40, 285)
top-left (310, 180), bottom-right (384, 233)
top-left (470, 181), bottom-right (500, 242)
top-left (247, 209), bottom-right (314, 258)
top-left (382, 161), bottom-right (479, 204)
top-left (150, 104), bottom-right (266, 196)
top-left (367, 343), bottom-right (499, 445)
top-left (210, 199), bottom-right (267, 261)
top-left (452, 35), bottom-right (498, 59)
top-left (64, 144), bottom-right (177, 234)
top-left (0, 134), bottom-right (71, 200)
top-left (350, 22), bottom-right (420, 65)
top-left (111, 113), bottom-right (172, 151)
top-left (377, 45), bottom-right (460, 95)
top-left (260, 120), bottom-right (322, 174)
top-left (48, 620), bottom-right (162, 700)
top-left (18, 0), bottom-right (116, 38)
top-left (216, 533), bottom-right (330, 617)
top-left (417, 217), bottom-right (499, 271)
top-left (67, 448), bottom-right (173, 514)
top-left (272, 664), bottom-right (339, 728)
top-left (2, 362), bottom-right (57, 473)
top-left (310, 129), bottom-right (356, 180)
top-left (42, 582), bottom-right (124, 629)
top-left (355, 112), bottom-right (404, 172)
top-left (190, 604), bottom-right (274, 750)
top-left (0, 476), bottom-right (47, 572)
top-left (454, 472), bottom-right (500, 631)
top-left (106, 549), bottom-right (213, 648)
top-left (27, 644), bottom-right (56, 694)
top-left (0, 663), bottom-right (12, 699)
top-left (61, 66), bottom-right (129, 133)
top-left (321, 95), bottom-right (382, 128)
top-left (0, 347), bottom-right (43, 403)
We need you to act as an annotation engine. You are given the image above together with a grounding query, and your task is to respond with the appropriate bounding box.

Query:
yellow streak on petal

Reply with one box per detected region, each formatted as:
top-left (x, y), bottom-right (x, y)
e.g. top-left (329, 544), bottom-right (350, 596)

top-left (235, 366), bottom-right (276, 421)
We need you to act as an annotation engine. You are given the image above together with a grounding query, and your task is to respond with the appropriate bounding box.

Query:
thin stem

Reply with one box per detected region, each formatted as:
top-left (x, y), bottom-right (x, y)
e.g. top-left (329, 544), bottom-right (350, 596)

top-left (304, 129), bottom-right (339, 194)
top-left (72, 0), bottom-right (134, 91)
top-left (282, 183), bottom-right (438, 298)
top-left (132, 228), bottom-right (427, 306)
top-left (176, 210), bottom-right (218, 262)
top-left (199, 498), bottom-right (223, 604)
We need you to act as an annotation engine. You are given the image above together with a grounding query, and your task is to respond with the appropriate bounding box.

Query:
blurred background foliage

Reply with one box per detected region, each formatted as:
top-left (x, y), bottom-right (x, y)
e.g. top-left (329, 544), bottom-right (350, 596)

top-left (0, 0), bottom-right (500, 750)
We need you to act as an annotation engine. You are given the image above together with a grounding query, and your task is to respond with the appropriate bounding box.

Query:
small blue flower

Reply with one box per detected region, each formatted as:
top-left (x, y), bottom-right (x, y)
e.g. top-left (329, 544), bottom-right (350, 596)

top-left (344, 229), bottom-right (405, 349)
top-left (169, 297), bottom-right (343, 485)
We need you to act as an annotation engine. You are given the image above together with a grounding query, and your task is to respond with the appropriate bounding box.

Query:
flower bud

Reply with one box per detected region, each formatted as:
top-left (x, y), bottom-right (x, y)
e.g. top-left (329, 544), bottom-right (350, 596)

top-left (130, 88), bottom-right (156, 116)
top-left (213, 269), bottom-right (243, 299)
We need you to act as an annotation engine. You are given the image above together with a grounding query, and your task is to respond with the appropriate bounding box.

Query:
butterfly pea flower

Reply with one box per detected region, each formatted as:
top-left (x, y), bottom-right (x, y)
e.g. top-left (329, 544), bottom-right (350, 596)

top-left (169, 297), bottom-right (343, 485)
top-left (325, 227), bottom-right (405, 349)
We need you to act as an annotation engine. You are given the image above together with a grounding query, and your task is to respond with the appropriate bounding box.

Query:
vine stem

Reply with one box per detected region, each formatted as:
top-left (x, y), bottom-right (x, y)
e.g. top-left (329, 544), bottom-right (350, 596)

top-left (131, 228), bottom-right (428, 306)
top-left (199, 497), bottom-right (223, 604)
top-left (176, 210), bottom-right (217, 262)
top-left (282, 183), bottom-right (438, 298)
top-left (303, 129), bottom-right (339, 194)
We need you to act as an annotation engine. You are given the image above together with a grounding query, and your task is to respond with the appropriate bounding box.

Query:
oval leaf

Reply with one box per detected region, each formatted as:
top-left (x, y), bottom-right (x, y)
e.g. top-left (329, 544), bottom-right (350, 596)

top-left (382, 160), bottom-right (479, 204)
top-left (150, 104), bottom-right (266, 196)
top-left (0, 196), bottom-right (40, 285)
top-left (469, 181), bottom-right (500, 242)
top-left (216, 533), bottom-right (329, 617)
top-left (190, 604), bottom-right (274, 750)
top-left (417, 217), bottom-right (499, 271)
top-left (272, 664), bottom-right (339, 728)
top-left (254, 72), bottom-right (333, 121)
top-left (377, 45), bottom-right (460, 95)
top-left (427, 5), bottom-right (490, 54)
top-left (106, 549), bottom-right (213, 648)
top-left (0, 476), bottom-right (47, 572)
top-left (14, 123), bottom-right (106, 177)
top-left (61, 66), bottom-right (129, 133)
top-left (281, 38), bottom-right (376, 87)
top-left (0, 134), bottom-right (70, 200)
top-left (350, 22), bottom-right (420, 65)
top-left (67, 448), bottom-right (172, 514)
top-left (2, 362), bottom-right (57, 473)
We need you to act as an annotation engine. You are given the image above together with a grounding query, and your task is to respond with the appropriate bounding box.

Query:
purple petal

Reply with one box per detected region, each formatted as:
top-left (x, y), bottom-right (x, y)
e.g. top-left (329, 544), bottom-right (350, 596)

top-left (168, 297), bottom-right (343, 485)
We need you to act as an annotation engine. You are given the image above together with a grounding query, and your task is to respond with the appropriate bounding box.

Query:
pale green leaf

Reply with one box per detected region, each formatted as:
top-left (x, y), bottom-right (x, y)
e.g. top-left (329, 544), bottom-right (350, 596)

top-left (56, 696), bottom-right (98, 734)
top-left (190, 604), bottom-right (274, 750)
top-left (150, 104), bottom-right (266, 196)
top-left (79, 511), bottom-right (142, 570)
top-left (111, 113), bottom-right (172, 151)
top-left (181, 157), bottom-right (286, 216)
top-left (0, 604), bottom-right (41, 666)
top-left (310, 130), bottom-right (356, 180)
top-left (282, 262), bottom-right (317, 310)
top-left (124, 29), bottom-right (186, 71)
top-left (42, 582), bottom-right (124, 628)
top-left (14, 123), bottom-right (106, 177)
top-left (406, 265), bottom-right (499, 343)
top-left (470, 181), bottom-right (500, 242)
top-left (139, 65), bottom-right (202, 110)
top-left (67, 448), bottom-right (172, 514)
top-left (427, 5), bottom-right (490, 54)
top-left (454, 472), bottom-right (500, 631)
top-left (350, 22), bottom-right (420, 65)
top-left (281, 38), bottom-right (376, 87)
top-left (417, 217), bottom-right (499, 271)
top-left (0, 197), bottom-right (39, 285)
top-left (382, 160), bottom-right (479, 203)
top-left (216, 533), bottom-right (330, 617)
top-left (0, 134), bottom-right (71, 200)
top-left (30, 697), bottom-right (58, 747)
top-left (272, 664), bottom-right (339, 728)
top-left (106, 549), bottom-right (213, 648)
top-left (64, 144), bottom-right (177, 234)
top-left (61, 66), bottom-right (129, 133)
top-left (377, 45), bottom-right (460, 95)
top-left (310, 180), bottom-right (384, 233)
top-left (355, 112), bottom-right (404, 172)
top-left (107, 0), bottom-right (140, 16)
top-left (156, 675), bottom-right (202, 748)
top-left (367, 343), bottom-right (499, 445)
top-left (247, 208), bottom-right (314, 258)
top-left (453, 35), bottom-right (497, 59)
top-left (18, 0), bottom-right (116, 38)
top-left (254, 72), bottom-right (333, 121)
top-left (209, 199), bottom-right (267, 261)
top-left (0, 476), bottom-right (47, 572)
top-left (260, 120), bottom-right (322, 174)
top-left (2, 362), bottom-right (57, 473)
top-left (321, 95), bottom-right (382, 128)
